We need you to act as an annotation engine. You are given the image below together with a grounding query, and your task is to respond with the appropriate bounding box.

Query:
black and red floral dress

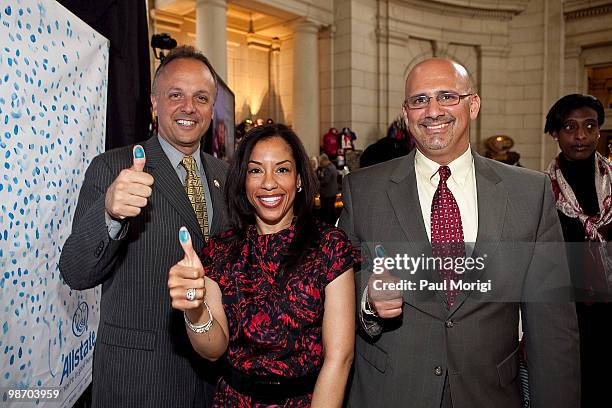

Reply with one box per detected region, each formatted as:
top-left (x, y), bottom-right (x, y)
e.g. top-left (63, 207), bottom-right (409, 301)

top-left (202, 220), bottom-right (359, 407)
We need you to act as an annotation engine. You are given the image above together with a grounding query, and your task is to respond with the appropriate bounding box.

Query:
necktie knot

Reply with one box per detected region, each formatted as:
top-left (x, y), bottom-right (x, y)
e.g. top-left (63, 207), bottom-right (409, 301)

top-left (181, 155), bottom-right (197, 174)
top-left (438, 166), bottom-right (451, 183)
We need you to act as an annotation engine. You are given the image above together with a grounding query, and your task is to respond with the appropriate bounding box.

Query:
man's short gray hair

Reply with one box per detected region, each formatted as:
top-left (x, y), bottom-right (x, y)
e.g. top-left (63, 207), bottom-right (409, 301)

top-left (151, 45), bottom-right (218, 100)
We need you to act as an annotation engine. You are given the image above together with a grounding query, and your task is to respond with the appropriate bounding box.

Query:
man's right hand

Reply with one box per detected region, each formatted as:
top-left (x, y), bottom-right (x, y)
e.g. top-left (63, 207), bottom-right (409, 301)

top-left (367, 267), bottom-right (404, 319)
top-left (105, 145), bottom-right (154, 219)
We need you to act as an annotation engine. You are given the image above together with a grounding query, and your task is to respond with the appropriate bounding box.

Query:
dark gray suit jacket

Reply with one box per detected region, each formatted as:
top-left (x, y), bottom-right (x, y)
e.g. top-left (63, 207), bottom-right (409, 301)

top-left (340, 150), bottom-right (580, 408)
top-left (59, 135), bottom-right (229, 407)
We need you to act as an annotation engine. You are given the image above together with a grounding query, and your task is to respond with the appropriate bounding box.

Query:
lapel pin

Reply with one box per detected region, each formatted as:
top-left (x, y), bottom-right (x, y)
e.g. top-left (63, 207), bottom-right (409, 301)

top-left (213, 179), bottom-right (220, 188)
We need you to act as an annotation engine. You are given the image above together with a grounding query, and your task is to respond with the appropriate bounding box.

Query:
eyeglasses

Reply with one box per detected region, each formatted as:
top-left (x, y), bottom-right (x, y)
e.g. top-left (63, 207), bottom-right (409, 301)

top-left (404, 92), bottom-right (474, 109)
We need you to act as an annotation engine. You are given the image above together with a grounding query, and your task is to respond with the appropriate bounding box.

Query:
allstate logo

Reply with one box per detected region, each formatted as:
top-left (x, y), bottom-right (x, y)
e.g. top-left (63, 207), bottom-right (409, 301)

top-left (72, 301), bottom-right (89, 337)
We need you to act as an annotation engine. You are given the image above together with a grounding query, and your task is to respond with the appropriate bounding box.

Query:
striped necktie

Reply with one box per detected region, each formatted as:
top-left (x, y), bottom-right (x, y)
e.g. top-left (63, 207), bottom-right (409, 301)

top-left (181, 155), bottom-right (209, 240)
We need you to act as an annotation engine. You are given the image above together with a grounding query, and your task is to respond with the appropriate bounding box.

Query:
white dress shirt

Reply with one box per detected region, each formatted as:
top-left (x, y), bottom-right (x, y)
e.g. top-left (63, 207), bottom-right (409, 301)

top-left (361, 146), bottom-right (479, 319)
top-left (414, 146), bottom-right (478, 245)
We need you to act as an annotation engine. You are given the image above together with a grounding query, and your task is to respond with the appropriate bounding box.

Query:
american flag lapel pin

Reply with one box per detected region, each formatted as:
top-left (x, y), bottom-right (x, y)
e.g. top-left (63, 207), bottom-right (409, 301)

top-left (213, 179), bottom-right (220, 188)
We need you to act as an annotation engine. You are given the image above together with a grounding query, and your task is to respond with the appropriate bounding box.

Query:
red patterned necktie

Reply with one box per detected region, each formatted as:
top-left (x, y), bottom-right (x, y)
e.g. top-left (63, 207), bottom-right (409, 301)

top-left (430, 166), bottom-right (465, 309)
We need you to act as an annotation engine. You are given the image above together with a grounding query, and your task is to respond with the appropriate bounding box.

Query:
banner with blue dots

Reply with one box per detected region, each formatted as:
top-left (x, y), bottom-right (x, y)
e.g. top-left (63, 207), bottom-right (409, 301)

top-left (0, 1), bottom-right (107, 406)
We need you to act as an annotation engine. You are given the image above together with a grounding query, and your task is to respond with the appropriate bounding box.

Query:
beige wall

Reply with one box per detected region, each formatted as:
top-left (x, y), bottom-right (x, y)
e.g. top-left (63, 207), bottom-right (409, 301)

top-left (324, 0), bottom-right (612, 169)
top-left (564, 4), bottom-right (612, 134)
top-left (505, 0), bottom-right (546, 170)
top-left (152, 0), bottom-right (612, 168)
top-left (227, 32), bottom-right (271, 123)
top-left (278, 38), bottom-right (293, 126)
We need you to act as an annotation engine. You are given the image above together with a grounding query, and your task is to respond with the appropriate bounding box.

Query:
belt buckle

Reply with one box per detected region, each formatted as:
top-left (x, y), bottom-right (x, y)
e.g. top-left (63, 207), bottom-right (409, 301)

top-left (255, 378), bottom-right (282, 387)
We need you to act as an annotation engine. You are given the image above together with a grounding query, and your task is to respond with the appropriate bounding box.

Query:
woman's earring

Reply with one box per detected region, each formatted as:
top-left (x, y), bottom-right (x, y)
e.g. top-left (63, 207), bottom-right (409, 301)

top-left (297, 186), bottom-right (302, 192)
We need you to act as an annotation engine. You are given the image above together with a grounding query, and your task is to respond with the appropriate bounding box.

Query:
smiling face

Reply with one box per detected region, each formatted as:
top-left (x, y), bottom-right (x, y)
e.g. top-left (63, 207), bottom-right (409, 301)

top-left (246, 136), bottom-right (301, 234)
top-left (554, 107), bottom-right (600, 161)
top-left (151, 58), bottom-right (216, 155)
top-left (403, 59), bottom-right (480, 165)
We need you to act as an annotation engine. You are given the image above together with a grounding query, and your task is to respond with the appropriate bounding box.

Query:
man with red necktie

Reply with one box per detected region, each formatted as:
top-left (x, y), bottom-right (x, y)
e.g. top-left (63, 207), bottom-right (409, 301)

top-left (339, 58), bottom-right (579, 408)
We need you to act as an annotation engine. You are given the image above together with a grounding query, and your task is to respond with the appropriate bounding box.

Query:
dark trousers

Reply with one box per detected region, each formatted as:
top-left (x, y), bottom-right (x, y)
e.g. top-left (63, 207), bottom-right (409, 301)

top-left (577, 302), bottom-right (612, 408)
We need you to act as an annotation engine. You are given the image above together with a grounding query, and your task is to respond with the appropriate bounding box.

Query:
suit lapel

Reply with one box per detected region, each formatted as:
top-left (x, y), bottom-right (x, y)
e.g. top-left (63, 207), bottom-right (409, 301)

top-left (200, 151), bottom-right (226, 236)
top-left (143, 136), bottom-right (205, 247)
top-left (450, 152), bottom-right (507, 315)
top-left (386, 153), bottom-right (432, 259)
top-left (386, 153), bottom-right (446, 318)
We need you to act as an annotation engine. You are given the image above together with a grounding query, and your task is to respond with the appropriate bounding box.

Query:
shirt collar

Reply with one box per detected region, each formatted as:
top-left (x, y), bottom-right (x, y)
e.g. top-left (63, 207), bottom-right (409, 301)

top-left (157, 134), bottom-right (203, 172)
top-left (415, 146), bottom-right (473, 187)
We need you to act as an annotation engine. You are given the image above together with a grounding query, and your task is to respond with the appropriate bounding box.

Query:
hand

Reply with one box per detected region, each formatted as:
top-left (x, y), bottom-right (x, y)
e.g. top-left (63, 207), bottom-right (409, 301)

top-left (168, 227), bottom-right (207, 313)
top-left (105, 145), bottom-right (154, 219)
top-left (367, 266), bottom-right (404, 319)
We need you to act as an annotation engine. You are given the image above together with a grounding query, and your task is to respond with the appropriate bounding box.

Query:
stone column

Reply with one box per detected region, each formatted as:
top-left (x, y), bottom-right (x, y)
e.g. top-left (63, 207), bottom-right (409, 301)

top-left (195, 0), bottom-right (227, 81)
top-left (564, 45), bottom-right (582, 95)
top-left (269, 38), bottom-right (281, 122)
top-left (478, 45), bottom-right (510, 149)
top-left (292, 19), bottom-right (320, 158)
top-left (541, 0), bottom-right (564, 169)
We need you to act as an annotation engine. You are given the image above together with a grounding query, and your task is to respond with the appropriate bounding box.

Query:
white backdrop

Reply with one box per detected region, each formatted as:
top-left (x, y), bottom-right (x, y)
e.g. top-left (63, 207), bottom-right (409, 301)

top-left (0, 1), bottom-right (108, 406)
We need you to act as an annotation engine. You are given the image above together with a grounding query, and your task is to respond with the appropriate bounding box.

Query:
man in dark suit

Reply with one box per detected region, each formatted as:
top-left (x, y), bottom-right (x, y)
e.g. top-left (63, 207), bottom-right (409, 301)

top-left (59, 46), bottom-right (229, 407)
top-left (340, 58), bottom-right (580, 408)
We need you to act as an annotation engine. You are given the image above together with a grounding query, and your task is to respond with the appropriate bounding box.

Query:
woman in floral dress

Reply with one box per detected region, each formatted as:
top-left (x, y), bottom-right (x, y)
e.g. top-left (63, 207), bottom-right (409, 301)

top-left (169, 124), bottom-right (359, 407)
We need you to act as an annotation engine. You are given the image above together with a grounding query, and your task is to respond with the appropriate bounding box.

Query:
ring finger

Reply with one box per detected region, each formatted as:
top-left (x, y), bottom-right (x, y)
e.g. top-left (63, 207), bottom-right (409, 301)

top-left (170, 287), bottom-right (206, 302)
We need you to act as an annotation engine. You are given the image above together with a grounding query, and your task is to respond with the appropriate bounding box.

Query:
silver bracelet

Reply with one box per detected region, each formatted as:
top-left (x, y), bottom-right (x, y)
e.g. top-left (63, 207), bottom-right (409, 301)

top-left (362, 288), bottom-right (379, 317)
top-left (184, 301), bottom-right (214, 333)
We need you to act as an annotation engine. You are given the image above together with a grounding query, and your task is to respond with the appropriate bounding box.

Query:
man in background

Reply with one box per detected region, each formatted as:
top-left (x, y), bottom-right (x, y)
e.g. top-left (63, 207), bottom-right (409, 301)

top-left (317, 153), bottom-right (339, 225)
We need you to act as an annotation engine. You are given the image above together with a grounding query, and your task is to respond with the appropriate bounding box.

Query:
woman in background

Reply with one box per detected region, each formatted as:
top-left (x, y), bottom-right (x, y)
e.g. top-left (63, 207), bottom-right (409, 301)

top-left (168, 124), bottom-right (358, 407)
top-left (544, 93), bottom-right (611, 408)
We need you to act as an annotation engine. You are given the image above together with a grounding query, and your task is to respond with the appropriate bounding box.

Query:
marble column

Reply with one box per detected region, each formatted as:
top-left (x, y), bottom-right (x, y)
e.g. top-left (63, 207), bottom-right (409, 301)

top-left (269, 38), bottom-right (281, 122)
top-left (541, 0), bottom-right (564, 169)
top-left (292, 19), bottom-right (320, 158)
top-left (195, 0), bottom-right (227, 81)
top-left (478, 45), bottom-right (510, 149)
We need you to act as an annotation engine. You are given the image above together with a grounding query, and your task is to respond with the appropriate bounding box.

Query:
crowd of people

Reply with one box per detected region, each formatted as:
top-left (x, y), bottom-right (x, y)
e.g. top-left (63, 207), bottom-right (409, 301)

top-left (59, 45), bottom-right (610, 407)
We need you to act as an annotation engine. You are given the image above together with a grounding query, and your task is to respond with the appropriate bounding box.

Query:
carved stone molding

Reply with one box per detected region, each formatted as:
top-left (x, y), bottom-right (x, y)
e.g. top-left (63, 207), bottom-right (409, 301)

top-left (564, 45), bottom-right (582, 59)
top-left (564, 0), bottom-right (612, 20)
top-left (432, 40), bottom-right (450, 57)
top-left (393, 0), bottom-right (527, 21)
top-left (375, 26), bottom-right (411, 46)
top-left (478, 44), bottom-right (511, 58)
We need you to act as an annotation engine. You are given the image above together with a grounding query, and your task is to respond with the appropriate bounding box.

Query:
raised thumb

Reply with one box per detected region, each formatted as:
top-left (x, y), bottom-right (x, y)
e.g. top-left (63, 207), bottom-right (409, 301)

top-left (132, 145), bottom-right (146, 172)
top-left (178, 227), bottom-right (199, 267)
